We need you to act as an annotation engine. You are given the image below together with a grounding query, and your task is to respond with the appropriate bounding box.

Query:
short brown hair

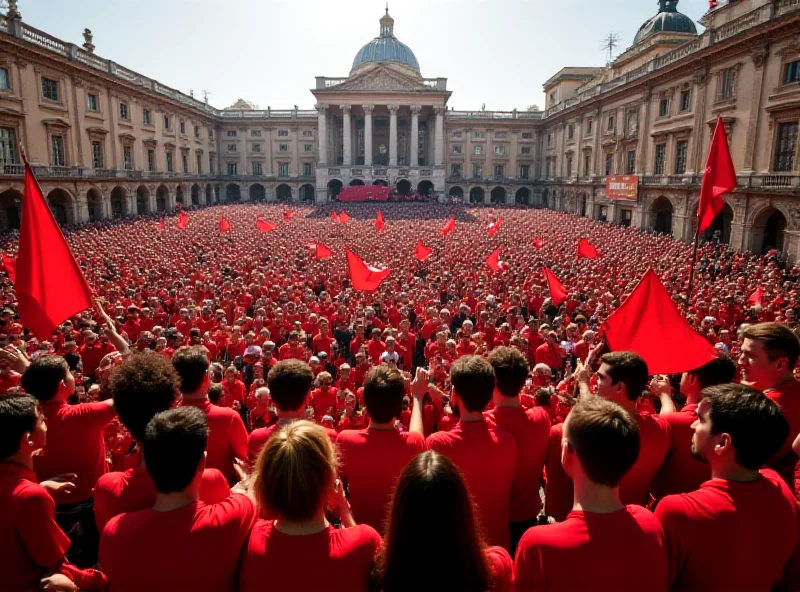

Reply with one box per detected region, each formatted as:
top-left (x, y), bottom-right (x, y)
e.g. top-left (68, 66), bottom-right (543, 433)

top-left (741, 322), bottom-right (800, 368)
top-left (565, 398), bottom-right (640, 487)
top-left (253, 420), bottom-right (337, 521)
top-left (450, 356), bottom-right (495, 412)
top-left (363, 366), bottom-right (405, 423)
top-left (488, 346), bottom-right (529, 398)
top-left (599, 351), bottom-right (649, 402)
top-left (267, 360), bottom-right (314, 412)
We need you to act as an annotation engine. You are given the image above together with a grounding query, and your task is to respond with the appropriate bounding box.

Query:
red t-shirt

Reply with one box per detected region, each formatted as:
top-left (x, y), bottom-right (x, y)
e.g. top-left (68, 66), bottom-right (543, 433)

top-left (367, 339), bottom-right (386, 364)
top-left (427, 421), bottom-right (517, 549)
top-left (487, 405), bottom-right (551, 522)
top-left (764, 379), bottom-right (800, 493)
top-left (535, 343), bottom-right (563, 370)
top-left (486, 546), bottom-right (514, 592)
top-left (78, 342), bottom-right (116, 377)
top-left (34, 400), bottom-right (116, 503)
top-left (181, 399), bottom-right (248, 483)
top-left (238, 521), bottom-right (381, 592)
top-left (619, 413), bottom-right (671, 505)
top-left (514, 506), bottom-right (668, 592)
top-left (336, 428), bottom-right (426, 533)
top-left (278, 343), bottom-right (307, 361)
top-left (100, 495), bottom-right (255, 592)
top-left (0, 370), bottom-right (21, 395)
top-left (310, 387), bottom-right (338, 420)
top-left (248, 422), bottom-right (338, 465)
top-left (221, 379), bottom-right (247, 408)
top-left (93, 466), bottom-right (230, 533)
top-left (651, 404), bottom-right (710, 498)
top-left (655, 469), bottom-right (797, 591)
top-left (311, 334), bottom-right (335, 357)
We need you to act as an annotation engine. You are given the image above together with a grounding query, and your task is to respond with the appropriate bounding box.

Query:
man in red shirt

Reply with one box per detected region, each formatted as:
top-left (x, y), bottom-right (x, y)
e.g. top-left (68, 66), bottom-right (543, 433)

top-left (487, 347), bottom-right (551, 555)
top-left (337, 365), bottom-right (427, 533)
top-left (427, 355), bottom-right (518, 550)
top-left (535, 331), bottom-right (564, 372)
top-left (0, 356), bottom-right (21, 395)
top-left (99, 407), bottom-right (255, 591)
top-left (366, 328), bottom-right (386, 365)
top-left (78, 330), bottom-right (115, 382)
top-left (739, 322), bottom-right (800, 493)
top-left (655, 384), bottom-right (797, 591)
top-left (312, 318), bottom-right (335, 358)
top-left (172, 347), bottom-right (248, 484)
top-left (515, 398), bottom-right (668, 591)
top-left (278, 331), bottom-right (307, 361)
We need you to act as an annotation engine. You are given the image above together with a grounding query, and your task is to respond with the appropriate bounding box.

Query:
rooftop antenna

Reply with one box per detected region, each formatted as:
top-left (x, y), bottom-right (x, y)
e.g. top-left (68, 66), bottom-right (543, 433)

top-left (202, 90), bottom-right (212, 104)
top-left (600, 32), bottom-right (620, 64)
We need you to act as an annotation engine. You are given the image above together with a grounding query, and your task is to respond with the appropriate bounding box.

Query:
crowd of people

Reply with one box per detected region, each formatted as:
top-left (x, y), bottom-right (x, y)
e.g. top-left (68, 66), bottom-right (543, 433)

top-left (2, 202), bottom-right (800, 591)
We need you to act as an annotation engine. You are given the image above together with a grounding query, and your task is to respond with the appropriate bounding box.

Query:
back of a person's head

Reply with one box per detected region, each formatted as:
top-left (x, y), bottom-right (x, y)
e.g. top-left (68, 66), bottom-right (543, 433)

top-left (110, 354), bottom-right (180, 441)
top-left (20, 356), bottom-right (68, 402)
top-left (376, 451), bottom-right (490, 592)
top-left (363, 366), bottom-right (405, 423)
top-left (565, 398), bottom-right (640, 487)
top-left (207, 383), bottom-right (224, 405)
top-left (143, 407), bottom-right (209, 494)
top-left (488, 346), bottom-right (529, 398)
top-left (741, 322), bottom-right (800, 368)
top-left (450, 355), bottom-right (496, 412)
top-left (599, 351), bottom-right (649, 402)
top-left (702, 383), bottom-right (789, 470)
top-left (171, 346), bottom-right (210, 394)
top-left (0, 394), bottom-right (37, 459)
top-left (253, 420), bottom-right (335, 521)
top-left (689, 351), bottom-right (737, 389)
top-left (267, 359), bottom-right (314, 412)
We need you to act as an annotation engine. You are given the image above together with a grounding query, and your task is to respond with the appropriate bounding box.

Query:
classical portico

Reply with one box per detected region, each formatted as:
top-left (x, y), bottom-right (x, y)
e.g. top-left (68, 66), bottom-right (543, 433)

top-left (312, 9), bottom-right (450, 203)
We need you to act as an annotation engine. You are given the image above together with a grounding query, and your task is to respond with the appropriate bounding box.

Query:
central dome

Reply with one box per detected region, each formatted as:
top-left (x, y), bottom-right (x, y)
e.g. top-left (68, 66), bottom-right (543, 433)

top-left (352, 9), bottom-right (421, 75)
top-left (633, 0), bottom-right (697, 45)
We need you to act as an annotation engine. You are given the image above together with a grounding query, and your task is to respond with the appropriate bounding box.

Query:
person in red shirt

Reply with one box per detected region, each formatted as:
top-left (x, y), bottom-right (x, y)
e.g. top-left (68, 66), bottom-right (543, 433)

top-left (535, 332), bottom-right (564, 372)
top-left (515, 398), bottom-right (668, 592)
top-left (78, 330), bottom-right (115, 381)
top-left (655, 384), bottom-right (797, 591)
top-left (0, 356), bottom-right (21, 395)
top-left (486, 347), bottom-right (551, 555)
top-left (311, 318), bottom-right (335, 358)
top-left (374, 450), bottom-right (513, 592)
top-left (353, 351), bottom-right (372, 389)
top-left (310, 371), bottom-right (337, 421)
top-left (455, 331), bottom-right (478, 358)
top-left (23, 355), bottom-right (115, 567)
top-left (172, 347), bottom-right (248, 484)
top-left (99, 407), bottom-right (255, 592)
top-left (427, 355), bottom-right (518, 550)
top-left (120, 307), bottom-right (141, 343)
top-left (738, 322), bottom-right (800, 493)
top-left (366, 328), bottom-right (386, 365)
top-left (221, 365), bottom-right (247, 409)
top-left (278, 331), bottom-right (307, 361)
top-left (94, 355), bottom-right (230, 533)
top-left (239, 420), bottom-right (380, 592)
top-left (336, 365), bottom-right (427, 533)
top-left (572, 330), bottom-right (595, 363)
top-left (0, 395), bottom-right (108, 591)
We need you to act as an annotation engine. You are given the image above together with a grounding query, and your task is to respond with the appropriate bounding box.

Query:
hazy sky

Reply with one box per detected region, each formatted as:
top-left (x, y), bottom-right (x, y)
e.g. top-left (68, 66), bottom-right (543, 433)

top-left (22, 0), bottom-right (708, 111)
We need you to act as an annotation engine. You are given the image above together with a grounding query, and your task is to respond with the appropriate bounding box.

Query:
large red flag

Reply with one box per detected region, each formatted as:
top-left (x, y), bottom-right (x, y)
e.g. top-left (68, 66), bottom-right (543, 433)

top-left (534, 237), bottom-right (544, 250)
top-left (314, 243), bottom-right (332, 259)
top-left (441, 215), bottom-right (455, 237)
top-left (376, 210), bottom-right (385, 231)
top-left (346, 248), bottom-right (390, 292)
top-left (604, 268), bottom-right (717, 374)
top-left (414, 240), bottom-right (432, 262)
top-left (542, 266), bottom-right (567, 305)
top-left (177, 206), bottom-right (188, 230)
top-left (697, 117), bottom-right (737, 234)
top-left (747, 286), bottom-right (764, 306)
top-left (339, 210), bottom-right (350, 224)
top-left (577, 238), bottom-right (599, 259)
top-left (2, 254), bottom-right (15, 282)
top-left (485, 248), bottom-right (506, 272)
top-left (330, 210), bottom-right (340, 223)
top-left (219, 214), bottom-right (232, 233)
top-left (282, 209), bottom-right (296, 223)
top-left (17, 162), bottom-right (93, 340)
top-left (257, 218), bottom-right (278, 232)
top-left (487, 218), bottom-right (504, 237)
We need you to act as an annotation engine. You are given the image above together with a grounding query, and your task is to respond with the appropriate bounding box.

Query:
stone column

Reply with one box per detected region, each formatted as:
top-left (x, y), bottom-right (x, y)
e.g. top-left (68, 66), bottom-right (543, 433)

top-left (341, 105), bottom-right (352, 166)
top-left (434, 106), bottom-right (445, 166)
top-left (317, 104), bottom-right (328, 165)
top-left (240, 127), bottom-right (247, 175)
top-left (744, 47), bottom-right (769, 172)
top-left (689, 69), bottom-right (709, 175)
top-left (410, 105), bottom-right (420, 167)
top-left (389, 105), bottom-right (398, 166)
top-left (364, 105), bottom-right (373, 166)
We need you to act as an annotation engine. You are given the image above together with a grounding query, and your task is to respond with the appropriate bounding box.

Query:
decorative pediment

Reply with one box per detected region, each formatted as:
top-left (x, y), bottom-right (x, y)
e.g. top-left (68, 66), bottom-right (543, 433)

top-left (332, 66), bottom-right (429, 92)
top-left (86, 126), bottom-right (108, 136)
top-left (41, 117), bottom-right (70, 128)
top-left (118, 133), bottom-right (136, 142)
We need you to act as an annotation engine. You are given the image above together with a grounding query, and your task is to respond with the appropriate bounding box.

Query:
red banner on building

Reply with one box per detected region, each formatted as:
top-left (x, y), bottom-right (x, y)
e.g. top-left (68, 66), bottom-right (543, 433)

top-left (605, 175), bottom-right (639, 201)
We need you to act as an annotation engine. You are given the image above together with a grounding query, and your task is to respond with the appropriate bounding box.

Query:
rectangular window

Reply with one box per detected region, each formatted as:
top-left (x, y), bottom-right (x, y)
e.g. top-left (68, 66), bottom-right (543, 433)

top-left (147, 149), bottom-right (156, 172)
top-left (522, 132), bottom-right (533, 140)
top-left (166, 151), bottom-right (174, 172)
top-left (209, 129), bottom-right (214, 140)
top-left (180, 121), bottom-right (186, 135)
top-left (196, 153), bottom-right (202, 173)
top-left (303, 163), bottom-right (313, 176)
top-left (278, 130), bottom-right (289, 137)
top-left (680, 89), bottom-right (692, 112)
top-left (119, 102), bottom-right (129, 121)
top-left (253, 162), bottom-right (263, 176)
top-left (226, 130), bottom-right (236, 137)
top-left (521, 146), bottom-right (531, 155)
top-left (494, 164), bottom-right (505, 178)
top-left (86, 93), bottom-right (99, 112)
top-left (123, 146), bottom-right (133, 170)
top-left (250, 130), bottom-right (261, 137)
top-left (452, 132), bottom-right (462, 140)
top-left (568, 125), bottom-right (574, 140)
top-left (675, 140), bottom-right (688, 174)
top-left (626, 150), bottom-right (636, 174)
top-left (252, 144), bottom-right (262, 153)
top-left (586, 120), bottom-right (593, 134)
top-left (718, 68), bottom-right (735, 101)
top-left (42, 77), bottom-right (59, 102)
top-left (302, 130), bottom-right (313, 137)
top-left (494, 144), bottom-right (506, 155)
top-left (182, 153), bottom-right (188, 173)
top-left (143, 108), bottom-right (152, 125)
top-left (605, 152), bottom-right (613, 176)
top-left (304, 144), bottom-right (313, 152)
top-left (91, 141), bottom-right (104, 169)
top-left (452, 145), bottom-right (462, 154)
top-left (227, 162), bottom-right (237, 175)
top-left (584, 154), bottom-right (591, 177)
top-left (227, 144), bottom-right (236, 152)
top-left (0, 67), bottom-right (9, 90)
top-left (659, 98), bottom-right (669, 117)
top-left (547, 133), bottom-right (552, 147)
top-left (51, 135), bottom-right (65, 166)
top-left (279, 163), bottom-right (289, 176)
top-left (774, 122), bottom-right (798, 172)
top-left (607, 115), bottom-right (615, 131)
top-left (451, 163), bottom-right (462, 176)
top-left (654, 143), bottom-right (667, 175)
top-left (566, 156), bottom-right (573, 178)
top-left (278, 144), bottom-right (288, 152)
top-left (473, 164), bottom-right (482, 178)
top-left (193, 125), bottom-right (199, 138)
top-left (474, 131), bottom-right (484, 139)
top-left (545, 160), bottom-right (551, 179)
top-left (495, 132), bottom-right (508, 139)
top-left (209, 156), bottom-right (215, 174)
top-left (164, 115), bottom-right (171, 130)
top-left (474, 144), bottom-right (483, 155)
top-left (786, 61), bottom-right (800, 84)
top-left (519, 164), bottom-right (530, 179)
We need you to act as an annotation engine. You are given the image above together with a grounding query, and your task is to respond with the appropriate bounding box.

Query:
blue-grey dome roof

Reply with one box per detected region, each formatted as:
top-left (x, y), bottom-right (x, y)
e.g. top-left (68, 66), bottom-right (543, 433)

top-left (352, 9), bottom-right (421, 74)
top-left (633, 0), bottom-right (697, 45)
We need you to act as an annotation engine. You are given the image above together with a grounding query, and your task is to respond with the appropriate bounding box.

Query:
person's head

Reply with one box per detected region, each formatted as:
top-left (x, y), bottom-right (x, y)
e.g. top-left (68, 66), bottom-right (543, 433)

top-left (680, 351), bottom-right (737, 400)
top-left (224, 365), bottom-right (237, 382)
top-left (253, 420), bottom-right (336, 521)
top-left (110, 354), bottom-right (180, 442)
top-left (488, 346), bottom-right (529, 399)
top-left (376, 451), bottom-right (490, 592)
top-left (692, 383), bottom-right (789, 471)
top-left (597, 352), bottom-right (649, 404)
top-left (20, 356), bottom-right (74, 403)
top-left (0, 395), bottom-right (46, 460)
top-left (561, 398), bottom-right (640, 487)
top-left (363, 366), bottom-right (405, 424)
top-left (317, 371), bottom-right (333, 388)
top-left (267, 359), bottom-right (314, 413)
top-left (143, 407), bottom-right (209, 494)
top-left (450, 355), bottom-right (495, 413)
top-left (171, 346), bottom-right (211, 396)
top-left (739, 323), bottom-right (800, 388)
top-left (207, 383), bottom-right (224, 405)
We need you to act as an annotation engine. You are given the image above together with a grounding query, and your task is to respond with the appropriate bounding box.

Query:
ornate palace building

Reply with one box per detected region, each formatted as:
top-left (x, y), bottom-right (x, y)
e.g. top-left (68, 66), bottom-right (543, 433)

top-left (0, 0), bottom-right (798, 257)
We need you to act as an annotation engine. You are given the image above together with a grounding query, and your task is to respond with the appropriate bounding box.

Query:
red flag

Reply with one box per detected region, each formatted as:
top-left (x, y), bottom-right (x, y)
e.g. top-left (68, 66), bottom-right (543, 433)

top-left (177, 206), bottom-right (188, 230)
top-left (441, 215), bottom-right (455, 237)
top-left (534, 237), bottom-right (544, 250)
top-left (542, 266), bottom-right (567, 306)
top-left (283, 209), bottom-right (295, 223)
top-left (604, 268), bottom-right (717, 374)
top-left (2, 254), bottom-right (15, 282)
top-left (346, 248), bottom-right (390, 292)
top-left (485, 248), bottom-right (506, 272)
top-left (697, 117), bottom-right (737, 234)
top-left (414, 240), bottom-right (433, 262)
top-left (314, 243), bottom-right (332, 259)
top-left (219, 214), bottom-right (232, 233)
top-left (577, 238), bottom-right (599, 259)
top-left (16, 162), bottom-right (93, 340)
top-left (257, 218), bottom-right (278, 232)
top-left (376, 210), bottom-right (385, 231)
top-left (339, 210), bottom-right (350, 224)
top-left (487, 218), bottom-right (504, 237)
top-left (157, 218), bottom-right (165, 232)
top-left (747, 286), bottom-right (764, 306)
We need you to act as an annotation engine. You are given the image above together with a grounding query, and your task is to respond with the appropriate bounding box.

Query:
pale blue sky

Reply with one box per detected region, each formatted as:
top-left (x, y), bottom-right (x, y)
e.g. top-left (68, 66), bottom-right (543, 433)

top-left (20, 0), bottom-right (709, 111)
